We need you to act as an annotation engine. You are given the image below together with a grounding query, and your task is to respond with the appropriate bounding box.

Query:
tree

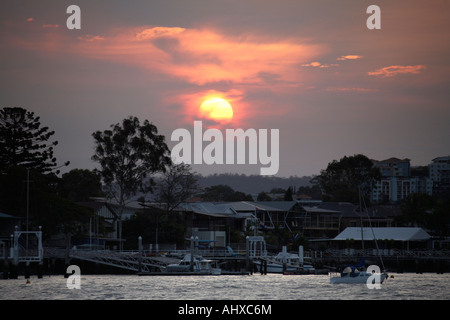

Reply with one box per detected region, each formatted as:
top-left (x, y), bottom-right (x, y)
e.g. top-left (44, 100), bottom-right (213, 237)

top-left (312, 154), bottom-right (381, 203)
top-left (257, 191), bottom-right (272, 201)
top-left (397, 194), bottom-right (450, 238)
top-left (226, 191), bottom-right (253, 201)
top-left (398, 193), bottom-right (435, 227)
top-left (92, 116), bottom-right (171, 249)
top-left (0, 107), bottom-right (67, 173)
top-left (59, 169), bottom-right (104, 202)
top-left (154, 163), bottom-right (200, 213)
top-left (201, 184), bottom-right (235, 201)
top-left (0, 165), bottom-right (91, 246)
top-left (284, 187), bottom-right (293, 201)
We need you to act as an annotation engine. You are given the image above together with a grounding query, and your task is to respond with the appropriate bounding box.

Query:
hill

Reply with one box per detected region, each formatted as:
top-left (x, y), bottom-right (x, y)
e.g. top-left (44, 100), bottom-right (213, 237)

top-left (196, 173), bottom-right (313, 195)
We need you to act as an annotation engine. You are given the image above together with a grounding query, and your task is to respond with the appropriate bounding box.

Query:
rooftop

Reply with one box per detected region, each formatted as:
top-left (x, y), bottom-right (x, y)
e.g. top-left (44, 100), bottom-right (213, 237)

top-left (333, 227), bottom-right (431, 242)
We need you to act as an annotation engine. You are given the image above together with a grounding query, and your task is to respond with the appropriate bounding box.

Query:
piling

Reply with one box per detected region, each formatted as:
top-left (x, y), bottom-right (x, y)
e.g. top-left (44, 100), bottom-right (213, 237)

top-left (138, 236), bottom-right (143, 274)
top-left (37, 263), bottom-right (43, 279)
top-left (24, 262), bottom-right (30, 279)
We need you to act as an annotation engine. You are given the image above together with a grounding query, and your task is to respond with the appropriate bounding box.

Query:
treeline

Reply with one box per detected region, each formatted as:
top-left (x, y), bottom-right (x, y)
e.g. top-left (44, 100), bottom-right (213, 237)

top-left (196, 173), bottom-right (313, 195)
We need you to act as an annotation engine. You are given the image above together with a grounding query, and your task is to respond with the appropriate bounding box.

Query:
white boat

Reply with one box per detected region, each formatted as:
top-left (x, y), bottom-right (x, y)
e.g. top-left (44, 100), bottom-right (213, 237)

top-left (330, 187), bottom-right (388, 285)
top-left (255, 246), bottom-right (316, 274)
top-left (330, 259), bottom-right (387, 284)
top-left (330, 270), bottom-right (387, 284)
top-left (165, 254), bottom-right (221, 275)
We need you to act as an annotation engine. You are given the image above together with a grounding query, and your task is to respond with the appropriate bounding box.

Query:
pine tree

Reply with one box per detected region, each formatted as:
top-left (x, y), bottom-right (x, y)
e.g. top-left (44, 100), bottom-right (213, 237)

top-left (0, 107), bottom-right (61, 173)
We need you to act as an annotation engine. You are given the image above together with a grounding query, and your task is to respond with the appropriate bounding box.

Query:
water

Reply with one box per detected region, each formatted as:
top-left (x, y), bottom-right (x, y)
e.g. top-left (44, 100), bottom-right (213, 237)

top-left (1, 273), bottom-right (449, 300)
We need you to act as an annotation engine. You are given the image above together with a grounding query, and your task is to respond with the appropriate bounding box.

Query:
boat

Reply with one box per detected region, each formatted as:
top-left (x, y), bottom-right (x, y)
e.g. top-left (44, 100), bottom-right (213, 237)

top-left (330, 187), bottom-right (388, 285)
top-left (165, 254), bottom-right (221, 275)
top-left (254, 246), bottom-right (317, 274)
top-left (330, 258), bottom-right (387, 284)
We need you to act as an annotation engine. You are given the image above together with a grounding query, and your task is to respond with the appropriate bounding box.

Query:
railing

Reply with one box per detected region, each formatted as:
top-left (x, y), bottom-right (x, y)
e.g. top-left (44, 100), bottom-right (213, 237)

top-left (322, 249), bottom-right (450, 260)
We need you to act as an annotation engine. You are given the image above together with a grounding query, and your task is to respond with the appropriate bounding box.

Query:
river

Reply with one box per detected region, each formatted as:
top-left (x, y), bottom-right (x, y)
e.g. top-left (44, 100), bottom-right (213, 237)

top-left (1, 273), bottom-right (449, 300)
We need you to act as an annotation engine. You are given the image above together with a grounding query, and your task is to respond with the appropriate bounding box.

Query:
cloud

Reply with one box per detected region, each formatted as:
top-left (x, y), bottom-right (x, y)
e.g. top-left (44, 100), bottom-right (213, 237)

top-left (135, 26), bottom-right (186, 40)
top-left (42, 24), bottom-right (59, 28)
top-left (301, 61), bottom-right (337, 68)
top-left (77, 35), bottom-right (106, 42)
top-left (337, 55), bottom-right (363, 61)
top-left (368, 65), bottom-right (426, 77)
top-left (324, 87), bottom-right (378, 93)
top-left (18, 25), bottom-right (323, 87)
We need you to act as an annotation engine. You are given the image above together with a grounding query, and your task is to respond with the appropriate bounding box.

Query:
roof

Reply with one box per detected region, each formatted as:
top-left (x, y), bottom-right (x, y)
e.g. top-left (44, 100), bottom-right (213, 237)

top-left (431, 156), bottom-right (450, 162)
top-left (333, 227), bottom-right (431, 241)
top-left (373, 157), bottom-right (410, 164)
top-left (170, 201), bottom-right (300, 218)
top-left (254, 201), bottom-right (298, 211)
top-left (178, 202), bottom-right (237, 218)
top-left (0, 212), bottom-right (22, 219)
top-left (318, 202), bottom-right (357, 217)
top-left (303, 207), bottom-right (341, 214)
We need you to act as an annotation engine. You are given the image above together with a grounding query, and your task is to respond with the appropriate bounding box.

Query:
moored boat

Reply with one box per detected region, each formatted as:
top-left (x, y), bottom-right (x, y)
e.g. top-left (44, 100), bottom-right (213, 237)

top-left (254, 246), bottom-right (318, 274)
top-left (165, 254), bottom-right (221, 275)
top-left (329, 258), bottom-right (387, 284)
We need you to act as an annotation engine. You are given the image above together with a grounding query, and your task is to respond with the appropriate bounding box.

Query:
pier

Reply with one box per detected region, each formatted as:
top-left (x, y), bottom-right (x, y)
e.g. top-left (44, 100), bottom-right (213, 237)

top-left (3, 235), bottom-right (450, 277)
top-left (1, 226), bottom-right (44, 279)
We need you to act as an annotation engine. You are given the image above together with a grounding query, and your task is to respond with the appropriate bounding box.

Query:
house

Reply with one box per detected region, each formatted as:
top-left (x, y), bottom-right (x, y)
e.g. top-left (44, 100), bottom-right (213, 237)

top-left (154, 201), bottom-right (306, 248)
top-left (318, 202), bottom-right (399, 230)
top-left (299, 206), bottom-right (342, 240)
top-left (248, 201), bottom-right (304, 231)
top-left (76, 198), bottom-right (143, 250)
top-left (176, 202), bottom-right (246, 247)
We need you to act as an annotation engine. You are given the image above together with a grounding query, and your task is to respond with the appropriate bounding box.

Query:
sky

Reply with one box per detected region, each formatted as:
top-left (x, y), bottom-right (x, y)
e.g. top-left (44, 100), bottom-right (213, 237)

top-left (1, 0), bottom-right (449, 177)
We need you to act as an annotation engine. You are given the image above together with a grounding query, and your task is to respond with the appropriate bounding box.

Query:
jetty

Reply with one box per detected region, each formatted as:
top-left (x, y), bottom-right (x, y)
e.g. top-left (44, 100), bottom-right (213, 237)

top-left (3, 232), bottom-right (450, 277)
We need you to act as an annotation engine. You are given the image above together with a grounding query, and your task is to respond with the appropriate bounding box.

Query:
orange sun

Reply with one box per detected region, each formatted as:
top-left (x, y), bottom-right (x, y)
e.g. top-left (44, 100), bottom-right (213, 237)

top-left (199, 97), bottom-right (233, 122)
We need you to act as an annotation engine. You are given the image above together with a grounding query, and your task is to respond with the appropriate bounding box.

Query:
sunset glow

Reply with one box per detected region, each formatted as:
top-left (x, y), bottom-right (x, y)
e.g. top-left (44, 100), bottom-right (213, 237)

top-left (2, 0), bottom-right (449, 177)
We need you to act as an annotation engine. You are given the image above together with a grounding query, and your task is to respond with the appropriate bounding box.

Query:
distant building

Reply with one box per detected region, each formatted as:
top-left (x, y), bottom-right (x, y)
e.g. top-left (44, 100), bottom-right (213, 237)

top-left (429, 156), bottom-right (450, 197)
top-left (370, 157), bottom-right (432, 204)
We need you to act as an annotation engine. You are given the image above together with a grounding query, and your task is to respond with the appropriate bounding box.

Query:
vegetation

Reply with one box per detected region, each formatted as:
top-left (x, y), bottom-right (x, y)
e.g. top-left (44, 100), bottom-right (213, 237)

top-left (200, 184), bottom-right (253, 202)
top-left (0, 107), bottom-right (68, 174)
top-left (92, 116), bottom-right (171, 249)
top-left (311, 154), bottom-right (381, 203)
top-left (396, 194), bottom-right (450, 238)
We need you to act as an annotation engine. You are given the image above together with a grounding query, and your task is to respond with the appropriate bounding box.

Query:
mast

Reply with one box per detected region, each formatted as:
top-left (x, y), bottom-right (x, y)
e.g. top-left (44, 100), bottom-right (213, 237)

top-left (361, 190), bottom-right (386, 272)
top-left (359, 186), bottom-right (364, 251)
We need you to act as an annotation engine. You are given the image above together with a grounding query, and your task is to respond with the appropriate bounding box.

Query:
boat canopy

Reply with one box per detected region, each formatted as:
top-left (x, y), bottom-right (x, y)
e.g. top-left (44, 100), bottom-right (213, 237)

top-left (341, 258), bottom-right (365, 273)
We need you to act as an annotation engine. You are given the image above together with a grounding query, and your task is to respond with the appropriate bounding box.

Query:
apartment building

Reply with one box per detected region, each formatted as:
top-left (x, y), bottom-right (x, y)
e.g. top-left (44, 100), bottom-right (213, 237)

top-left (370, 157), bottom-right (433, 204)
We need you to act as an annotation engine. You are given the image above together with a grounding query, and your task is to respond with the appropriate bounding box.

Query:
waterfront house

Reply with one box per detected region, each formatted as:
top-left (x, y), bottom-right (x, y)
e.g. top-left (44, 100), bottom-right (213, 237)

top-left (176, 202), bottom-right (246, 247)
top-left (76, 198), bottom-right (142, 250)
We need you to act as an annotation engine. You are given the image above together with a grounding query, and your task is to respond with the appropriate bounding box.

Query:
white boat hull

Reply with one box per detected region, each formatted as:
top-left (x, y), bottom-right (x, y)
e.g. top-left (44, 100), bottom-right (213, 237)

top-left (166, 254), bottom-right (221, 275)
top-left (330, 272), bottom-right (387, 284)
